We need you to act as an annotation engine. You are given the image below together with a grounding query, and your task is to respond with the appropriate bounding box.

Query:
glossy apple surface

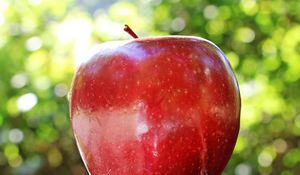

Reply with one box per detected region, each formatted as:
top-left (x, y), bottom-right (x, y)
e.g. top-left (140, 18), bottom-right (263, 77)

top-left (69, 36), bottom-right (240, 175)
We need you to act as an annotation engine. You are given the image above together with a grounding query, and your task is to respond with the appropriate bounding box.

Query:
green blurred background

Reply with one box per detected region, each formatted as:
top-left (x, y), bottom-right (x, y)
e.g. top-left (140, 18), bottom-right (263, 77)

top-left (1, 0), bottom-right (300, 174)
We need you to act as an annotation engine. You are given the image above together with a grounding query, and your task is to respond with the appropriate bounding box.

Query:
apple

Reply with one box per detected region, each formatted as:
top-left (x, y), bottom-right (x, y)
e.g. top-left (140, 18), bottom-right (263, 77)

top-left (69, 25), bottom-right (240, 175)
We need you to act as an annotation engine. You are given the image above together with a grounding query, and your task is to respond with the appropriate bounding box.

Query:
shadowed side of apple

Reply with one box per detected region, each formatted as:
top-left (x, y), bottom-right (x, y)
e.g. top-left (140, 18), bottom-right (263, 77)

top-left (70, 33), bottom-right (240, 174)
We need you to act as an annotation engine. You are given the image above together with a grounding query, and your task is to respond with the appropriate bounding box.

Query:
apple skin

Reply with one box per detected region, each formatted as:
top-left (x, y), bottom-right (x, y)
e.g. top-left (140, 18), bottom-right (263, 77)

top-left (69, 36), bottom-right (240, 175)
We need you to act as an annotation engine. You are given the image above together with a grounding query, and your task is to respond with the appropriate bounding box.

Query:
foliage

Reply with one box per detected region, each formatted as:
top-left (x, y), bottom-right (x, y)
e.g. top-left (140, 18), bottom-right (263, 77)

top-left (0, 0), bottom-right (300, 174)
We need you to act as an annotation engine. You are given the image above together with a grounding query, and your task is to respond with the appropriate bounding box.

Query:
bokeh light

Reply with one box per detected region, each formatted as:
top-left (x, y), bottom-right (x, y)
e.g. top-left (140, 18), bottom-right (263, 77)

top-left (1, 0), bottom-right (300, 174)
top-left (17, 93), bottom-right (38, 112)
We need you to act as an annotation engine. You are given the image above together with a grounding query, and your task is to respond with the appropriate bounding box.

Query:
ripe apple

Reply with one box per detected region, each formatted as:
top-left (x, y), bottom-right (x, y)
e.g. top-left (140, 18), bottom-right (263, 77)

top-left (69, 26), bottom-right (240, 175)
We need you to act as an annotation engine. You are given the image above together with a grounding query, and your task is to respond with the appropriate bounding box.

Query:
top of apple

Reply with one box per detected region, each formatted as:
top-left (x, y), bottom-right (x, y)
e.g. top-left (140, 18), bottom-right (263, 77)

top-left (123, 24), bottom-right (219, 49)
top-left (77, 25), bottom-right (228, 71)
top-left (124, 24), bottom-right (199, 40)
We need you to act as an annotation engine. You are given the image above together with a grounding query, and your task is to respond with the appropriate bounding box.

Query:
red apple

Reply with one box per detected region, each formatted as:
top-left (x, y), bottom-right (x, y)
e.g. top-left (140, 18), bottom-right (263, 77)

top-left (69, 26), bottom-right (240, 175)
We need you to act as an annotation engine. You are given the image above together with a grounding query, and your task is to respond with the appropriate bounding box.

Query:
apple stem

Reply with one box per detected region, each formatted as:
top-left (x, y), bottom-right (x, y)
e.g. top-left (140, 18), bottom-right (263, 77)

top-left (124, 24), bottom-right (139, 39)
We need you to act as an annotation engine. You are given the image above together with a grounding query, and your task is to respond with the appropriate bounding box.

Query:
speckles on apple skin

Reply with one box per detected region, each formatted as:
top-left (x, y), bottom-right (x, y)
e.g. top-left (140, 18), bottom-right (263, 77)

top-left (204, 67), bottom-right (211, 76)
top-left (70, 37), bottom-right (240, 175)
